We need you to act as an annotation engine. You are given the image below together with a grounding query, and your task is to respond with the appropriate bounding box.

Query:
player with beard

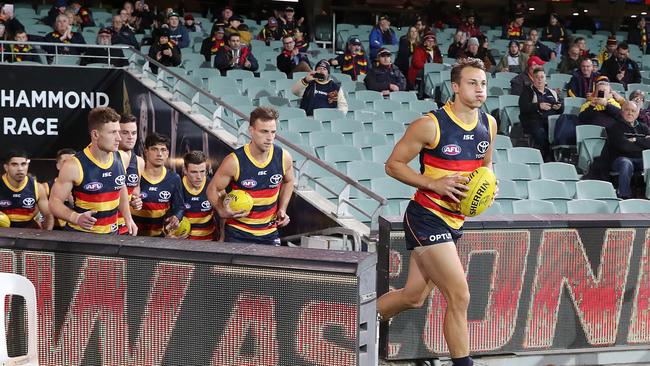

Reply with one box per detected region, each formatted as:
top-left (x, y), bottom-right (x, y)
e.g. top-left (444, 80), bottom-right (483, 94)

top-left (117, 114), bottom-right (145, 234)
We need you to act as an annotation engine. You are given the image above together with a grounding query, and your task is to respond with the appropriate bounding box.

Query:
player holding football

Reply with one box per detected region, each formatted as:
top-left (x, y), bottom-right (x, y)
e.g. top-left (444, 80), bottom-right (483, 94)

top-left (377, 58), bottom-right (496, 366)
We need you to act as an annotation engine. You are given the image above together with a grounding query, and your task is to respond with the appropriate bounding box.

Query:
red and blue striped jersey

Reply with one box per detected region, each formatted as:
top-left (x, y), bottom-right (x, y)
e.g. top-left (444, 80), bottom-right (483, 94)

top-left (131, 167), bottom-right (185, 237)
top-left (182, 176), bottom-right (216, 240)
top-left (0, 175), bottom-right (39, 228)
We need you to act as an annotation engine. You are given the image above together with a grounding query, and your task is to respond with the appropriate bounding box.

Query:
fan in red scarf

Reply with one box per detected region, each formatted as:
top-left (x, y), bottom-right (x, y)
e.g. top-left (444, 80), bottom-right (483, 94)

top-left (200, 22), bottom-right (226, 62)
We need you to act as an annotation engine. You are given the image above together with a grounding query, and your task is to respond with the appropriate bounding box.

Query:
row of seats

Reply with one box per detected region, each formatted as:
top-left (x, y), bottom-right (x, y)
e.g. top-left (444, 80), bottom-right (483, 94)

top-left (487, 198), bottom-right (650, 215)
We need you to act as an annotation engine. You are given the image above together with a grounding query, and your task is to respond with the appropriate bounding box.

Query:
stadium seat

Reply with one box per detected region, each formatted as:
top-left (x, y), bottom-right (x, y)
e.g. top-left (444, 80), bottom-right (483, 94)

top-left (372, 99), bottom-right (405, 119)
top-left (322, 145), bottom-right (364, 171)
top-left (226, 69), bottom-right (255, 88)
top-left (494, 162), bottom-right (535, 197)
top-left (498, 95), bottom-right (520, 135)
top-left (242, 78), bottom-right (273, 92)
top-left (389, 91), bottom-right (419, 105)
top-left (488, 77), bottom-right (511, 96)
top-left (392, 110), bottom-right (422, 127)
top-left (354, 110), bottom-right (382, 125)
top-left (346, 161), bottom-right (387, 187)
top-left (482, 201), bottom-right (503, 216)
top-left (352, 131), bottom-right (388, 159)
top-left (512, 199), bottom-right (557, 214)
top-left (506, 147), bottom-right (544, 179)
top-left (563, 97), bottom-right (586, 115)
top-left (371, 145), bottom-right (394, 163)
top-left (345, 198), bottom-right (383, 222)
top-left (371, 120), bottom-right (405, 143)
top-left (330, 118), bottom-right (365, 141)
top-left (220, 95), bottom-right (252, 109)
top-left (527, 179), bottom-right (572, 213)
top-left (493, 135), bottom-right (513, 163)
top-left (309, 131), bottom-right (346, 157)
top-left (494, 71), bottom-right (517, 82)
top-left (617, 199), bottom-right (650, 213)
top-left (370, 177), bottom-right (416, 216)
top-left (575, 180), bottom-right (619, 212)
top-left (355, 90), bottom-right (384, 107)
top-left (287, 118), bottom-right (323, 139)
top-left (247, 87), bottom-right (275, 105)
top-left (494, 179), bottom-right (522, 214)
top-left (313, 109), bottom-right (346, 125)
top-left (277, 131), bottom-right (304, 146)
top-left (609, 82), bottom-right (625, 93)
top-left (409, 100), bottom-right (436, 113)
top-left (277, 107), bottom-right (306, 128)
top-left (625, 83), bottom-right (650, 94)
top-left (539, 162), bottom-right (580, 197)
top-left (576, 125), bottom-right (606, 173)
top-left (566, 199), bottom-right (611, 214)
top-left (258, 96), bottom-right (290, 107)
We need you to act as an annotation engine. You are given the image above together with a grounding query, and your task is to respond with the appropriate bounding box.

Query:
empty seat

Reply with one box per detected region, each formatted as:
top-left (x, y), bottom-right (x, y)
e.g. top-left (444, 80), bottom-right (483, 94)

top-left (575, 180), bottom-right (619, 212)
top-left (355, 90), bottom-right (384, 106)
top-left (322, 145), bottom-right (364, 171)
top-left (313, 108), bottom-right (346, 124)
top-left (287, 118), bottom-right (323, 138)
top-left (371, 99), bottom-right (405, 118)
top-left (346, 161), bottom-right (387, 186)
top-left (566, 199), bottom-right (611, 214)
top-left (392, 110), bottom-right (422, 126)
top-left (576, 125), bottom-right (606, 173)
top-left (371, 145), bottom-right (394, 163)
top-left (331, 118), bottom-right (365, 143)
top-left (507, 147), bottom-right (544, 178)
top-left (370, 177), bottom-right (416, 215)
top-left (539, 162), bottom-right (580, 197)
top-left (494, 162), bottom-right (535, 197)
top-left (389, 91), bottom-right (418, 104)
top-left (309, 131), bottom-right (345, 156)
top-left (493, 135), bottom-right (513, 163)
top-left (527, 179), bottom-right (571, 213)
top-left (617, 199), bottom-right (650, 213)
top-left (494, 179), bottom-right (522, 214)
top-left (512, 199), bottom-right (557, 214)
top-left (564, 97), bottom-right (586, 115)
top-left (409, 100), bottom-right (436, 113)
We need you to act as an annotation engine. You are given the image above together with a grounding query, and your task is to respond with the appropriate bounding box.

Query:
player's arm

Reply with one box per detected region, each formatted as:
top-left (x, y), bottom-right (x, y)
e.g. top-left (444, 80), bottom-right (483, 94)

top-left (129, 156), bottom-right (146, 210)
top-left (276, 150), bottom-right (294, 227)
top-left (385, 117), bottom-right (469, 203)
top-left (49, 158), bottom-right (97, 230)
top-left (207, 154), bottom-right (246, 219)
top-left (119, 184), bottom-right (138, 235)
top-left (37, 182), bottom-right (54, 230)
top-left (482, 115), bottom-right (498, 170)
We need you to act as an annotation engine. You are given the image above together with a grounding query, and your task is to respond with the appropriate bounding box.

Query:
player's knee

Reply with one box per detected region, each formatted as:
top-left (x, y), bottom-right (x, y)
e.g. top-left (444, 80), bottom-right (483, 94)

top-left (446, 288), bottom-right (470, 311)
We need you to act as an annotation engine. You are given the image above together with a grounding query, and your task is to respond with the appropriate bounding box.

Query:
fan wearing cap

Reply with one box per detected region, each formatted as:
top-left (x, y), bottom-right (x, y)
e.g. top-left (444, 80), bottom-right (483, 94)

top-left (502, 12), bottom-right (526, 41)
top-left (80, 27), bottom-right (127, 67)
top-left (578, 76), bottom-right (623, 129)
top-left (214, 31), bottom-right (258, 76)
top-left (597, 35), bottom-right (617, 66)
top-left (496, 40), bottom-right (527, 73)
top-left (257, 17), bottom-right (286, 46)
top-left (278, 6), bottom-right (304, 35)
top-left (277, 34), bottom-right (311, 77)
top-left (329, 36), bottom-right (368, 81)
top-left (510, 55), bottom-right (545, 96)
top-left (291, 59), bottom-right (348, 116)
top-left (369, 14), bottom-right (397, 60)
top-left (42, 14), bottom-right (87, 62)
top-left (166, 12), bottom-right (189, 48)
top-left (200, 23), bottom-right (226, 62)
top-left (226, 14), bottom-right (252, 45)
top-left (408, 31), bottom-right (442, 91)
top-left (148, 27), bottom-right (181, 74)
top-left (183, 14), bottom-right (201, 33)
top-left (364, 48), bottom-right (406, 95)
top-left (600, 42), bottom-right (642, 88)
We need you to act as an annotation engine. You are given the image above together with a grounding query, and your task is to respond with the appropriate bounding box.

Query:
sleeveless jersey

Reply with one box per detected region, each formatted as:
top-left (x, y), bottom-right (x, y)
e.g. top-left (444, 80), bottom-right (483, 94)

top-left (182, 176), bottom-right (216, 240)
top-left (68, 146), bottom-right (126, 234)
top-left (0, 175), bottom-right (39, 228)
top-left (118, 151), bottom-right (141, 234)
top-left (45, 177), bottom-right (73, 229)
top-left (412, 103), bottom-right (494, 229)
top-left (131, 167), bottom-right (184, 237)
top-left (226, 143), bottom-right (287, 239)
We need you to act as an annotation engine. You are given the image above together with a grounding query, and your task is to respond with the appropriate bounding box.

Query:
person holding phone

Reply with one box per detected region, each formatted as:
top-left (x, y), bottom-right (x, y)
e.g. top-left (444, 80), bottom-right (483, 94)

top-left (290, 59), bottom-right (348, 116)
top-left (1, 3), bottom-right (25, 39)
top-left (577, 76), bottom-right (622, 129)
top-left (600, 42), bottom-right (641, 89)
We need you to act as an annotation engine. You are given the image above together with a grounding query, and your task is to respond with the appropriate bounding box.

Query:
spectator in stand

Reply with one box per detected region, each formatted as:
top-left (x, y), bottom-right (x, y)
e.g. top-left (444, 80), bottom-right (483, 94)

top-left (118, 8), bottom-right (134, 31)
top-left (558, 45), bottom-right (582, 74)
top-left (200, 23), bottom-right (225, 62)
top-left (447, 30), bottom-right (467, 59)
top-left (458, 11), bottom-right (483, 39)
top-left (465, 37), bottom-right (493, 71)
top-left (183, 14), bottom-right (201, 33)
top-left (329, 36), bottom-right (368, 81)
top-left (518, 67), bottom-right (563, 160)
top-left (528, 28), bottom-right (555, 61)
top-left (395, 26), bottom-right (420, 78)
top-left (598, 35), bottom-right (617, 66)
top-left (167, 12), bottom-right (189, 48)
top-left (148, 28), bottom-right (181, 74)
top-left (369, 14), bottom-right (397, 60)
top-left (293, 29), bottom-right (308, 52)
top-left (600, 42), bottom-right (641, 89)
top-left (81, 27), bottom-right (127, 67)
top-left (0, 3), bottom-right (24, 39)
top-left (542, 13), bottom-right (566, 54)
top-left (292, 60), bottom-right (348, 116)
top-left (628, 17), bottom-right (649, 54)
top-left (42, 14), bottom-right (86, 62)
top-left (0, 19), bottom-right (6, 43)
top-left (111, 15), bottom-right (139, 49)
top-left (567, 58), bottom-right (599, 98)
top-left (278, 6), bottom-right (304, 35)
top-left (215, 5), bottom-right (233, 24)
top-left (68, 0), bottom-right (94, 28)
top-left (226, 15), bottom-right (251, 46)
top-left (364, 47), bottom-right (406, 96)
top-left (578, 76), bottom-right (622, 129)
top-left (214, 32), bottom-right (258, 76)
top-left (143, 13), bottom-right (166, 46)
top-left (276, 34), bottom-right (311, 77)
top-left (132, 0), bottom-right (154, 33)
top-left (497, 40), bottom-right (527, 73)
top-left (414, 17), bottom-right (428, 37)
top-left (408, 31), bottom-right (442, 90)
top-left (511, 55), bottom-right (546, 96)
top-left (502, 12), bottom-right (526, 40)
top-left (44, 0), bottom-right (67, 27)
top-left (258, 17), bottom-right (285, 46)
top-left (607, 101), bottom-right (650, 198)
top-left (630, 90), bottom-right (650, 127)
top-left (5, 29), bottom-right (40, 63)
top-left (574, 37), bottom-right (594, 59)
top-left (521, 39), bottom-right (535, 58)
top-left (121, 1), bottom-right (135, 27)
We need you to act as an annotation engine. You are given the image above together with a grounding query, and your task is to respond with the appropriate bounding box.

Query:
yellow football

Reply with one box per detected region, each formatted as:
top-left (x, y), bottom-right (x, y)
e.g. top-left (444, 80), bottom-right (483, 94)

top-left (172, 217), bottom-right (191, 237)
top-left (226, 190), bottom-right (254, 214)
top-left (0, 212), bottom-right (10, 228)
top-left (459, 167), bottom-right (497, 217)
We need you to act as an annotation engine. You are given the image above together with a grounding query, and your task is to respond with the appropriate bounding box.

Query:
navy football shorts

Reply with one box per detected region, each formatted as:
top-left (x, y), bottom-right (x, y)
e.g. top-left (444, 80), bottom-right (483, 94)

top-left (403, 200), bottom-right (463, 250)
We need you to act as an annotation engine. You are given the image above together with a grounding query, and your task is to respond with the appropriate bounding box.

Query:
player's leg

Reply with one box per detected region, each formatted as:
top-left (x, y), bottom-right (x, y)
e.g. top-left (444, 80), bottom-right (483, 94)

top-left (377, 249), bottom-right (434, 320)
top-left (416, 242), bottom-right (471, 361)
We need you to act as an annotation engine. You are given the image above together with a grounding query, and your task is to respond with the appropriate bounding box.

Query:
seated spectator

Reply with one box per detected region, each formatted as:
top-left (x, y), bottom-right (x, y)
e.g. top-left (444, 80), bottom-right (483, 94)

top-left (68, 0), bottom-right (94, 28)
top-left (511, 55), bottom-right (546, 96)
top-left (521, 39), bottom-right (535, 59)
top-left (44, 0), bottom-right (67, 27)
top-left (81, 27), bottom-right (127, 67)
top-left (276, 34), bottom-right (311, 77)
top-left (541, 13), bottom-right (566, 52)
top-left (42, 14), bottom-right (86, 62)
top-left (578, 76), bottom-right (621, 129)
top-left (395, 26), bottom-right (419, 77)
top-left (0, 19), bottom-right (6, 42)
top-left (183, 14), bottom-right (201, 33)
top-left (257, 17), bottom-right (285, 45)
top-left (214, 32), bottom-right (258, 76)
top-left (465, 37), bottom-right (493, 71)
top-left (364, 48), bottom-right (406, 96)
top-left (573, 37), bottom-right (594, 59)
top-left (369, 14), bottom-right (397, 60)
top-left (502, 12), bottom-right (526, 40)
top-left (627, 18), bottom-right (650, 54)
top-left (0, 3), bottom-right (24, 39)
top-left (598, 35), bottom-right (617, 66)
top-left (528, 28), bottom-right (555, 61)
top-left (630, 90), bottom-right (650, 127)
top-left (558, 45), bottom-right (582, 74)
top-left (118, 8), bottom-right (134, 32)
top-left (607, 101), bottom-right (650, 198)
top-left (226, 15), bottom-right (252, 45)
top-left (5, 29), bottom-right (40, 63)
top-left (132, 0), bottom-right (154, 33)
top-left (600, 42), bottom-right (641, 89)
top-left (497, 40), bottom-right (527, 73)
top-left (408, 31), bottom-right (442, 91)
top-left (148, 28), bottom-right (181, 74)
top-left (458, 11), bottom-right (483, 38)
top-left (200, 23), bottom-right (225, 62)
top-left (278, 6), bottom-right (304, 35)
top-left (167, 12), bottom-right (189, 48)
top-left (518, 67), bottom-right (563, 160)
top-left (447, 30), bottom-right (467, 59)
top-left (293, 29), bottom-right (309, 52)
top-left (329, 37), bottom-right (368, 81)
top-left (143, 13), bottom-right (166, 46)
top-left (214, 5), bottom-right (232, 24)
top-left (121, 1), bottom-right (135, 28)
top-left (110, 15), bottom-right (139, 49)
top-left (567, 58), bottom-right (599, 98)
top-left (291, 60), bottom-right (348, 116)
top-left (414, 17), bottom-right (428, 37)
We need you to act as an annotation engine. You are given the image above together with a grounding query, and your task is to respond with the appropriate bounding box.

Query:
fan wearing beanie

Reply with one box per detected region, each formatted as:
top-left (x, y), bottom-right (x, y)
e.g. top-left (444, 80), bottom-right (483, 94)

top-left (291, 59), bottom-right (348, 116)
top-left (408, 31), bottom-right (442, 91)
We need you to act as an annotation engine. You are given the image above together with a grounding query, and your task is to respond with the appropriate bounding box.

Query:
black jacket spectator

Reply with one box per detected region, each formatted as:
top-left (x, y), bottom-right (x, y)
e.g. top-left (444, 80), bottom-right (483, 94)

top-left (364, 49), bottom-right (406, 93)
top-left (213, 33), bottom-right (258, 76)
top-left (110, 16), bottom-right (139, 49)
top-left (627, 19), bottom-right (650, 54)
top-left (148, 29), bottom-right (181, 74)
top-left (200, 25), bottom-right (225, 62)
top-left (567, 59), bottom-right (599, 98)
top-left (558, 46), bottom-right (582, 74)
top-left (42, 15), bottom-right (87, 63)
top-left (541, 13), bottom-right (566, 46)
top-left (276, 37), bottom-right (311, 77)
top-left (395, 28), bottom-right (419, 78)
top-left (0, 12), bottom-right (24, 39)
top-left (600, 43), bottom-right (642, 88)
top-left (82, 47), bottom-right (127, 67)
top-left (447, 32), bottom-right (467, 59)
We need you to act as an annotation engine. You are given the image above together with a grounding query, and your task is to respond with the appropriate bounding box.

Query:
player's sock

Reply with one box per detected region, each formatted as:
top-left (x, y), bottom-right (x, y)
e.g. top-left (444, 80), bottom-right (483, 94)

top-left (451, 356), bottom-right (473, 366)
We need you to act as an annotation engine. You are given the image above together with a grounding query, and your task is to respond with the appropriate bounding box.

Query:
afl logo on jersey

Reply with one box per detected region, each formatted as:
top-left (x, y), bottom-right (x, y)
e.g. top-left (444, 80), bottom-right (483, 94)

top-left (115, 175), bottom-right (126, 186)
top-left (270, 174), bottom-right (283, 185)
top-left (84, 182), bottom-right (103, 191)
top-left (477, 141), bottom-right (490, 154)
top-left (22, 197), bottom-right (35, 207)
top-left (442, 144), bottom-right (462, 156)
top-left (0, 200), bottom-right (11, 207)
top-left (159, 191), bottom-right (171, 200)
top-left (127, 174), bottom-right (139, 184)
top-left (241, 179), bottom-right (257, 189)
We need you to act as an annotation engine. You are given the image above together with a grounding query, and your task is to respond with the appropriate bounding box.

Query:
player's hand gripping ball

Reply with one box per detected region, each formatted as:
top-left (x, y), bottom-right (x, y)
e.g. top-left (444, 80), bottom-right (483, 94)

top-left (459, 167), bottom-right (497, 217)
top-left (226, 190), bottom-right (254, 215)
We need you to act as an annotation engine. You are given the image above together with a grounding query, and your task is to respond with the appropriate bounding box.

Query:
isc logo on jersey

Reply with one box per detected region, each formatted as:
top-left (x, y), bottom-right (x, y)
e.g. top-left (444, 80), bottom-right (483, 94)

top-left (241, 179), bottom-right (257, 189)
top-left (442, 144), bottom-right (462, 156)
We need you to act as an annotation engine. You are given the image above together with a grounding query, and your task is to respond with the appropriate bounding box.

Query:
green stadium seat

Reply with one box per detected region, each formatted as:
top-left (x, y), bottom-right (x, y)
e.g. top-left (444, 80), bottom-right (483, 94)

top-left (352, 131), bottom-right (389, 159)
top-left (309, 131), bottom-right (345, 157)
top-left (277, 107), bottom-right (306, 128)
top-left (247, 87), bottom-right (276, 105)
top-left (372, 99), bottom-right (405, 119)
top-left (242, 78), bottom-right (272, 92)
top-left (575, 180), bottom-right (619, 212)
top-left (331, 118), bottom-right (365, 142)
top-left (392, 110), bottom-right (422, 127)
top-left (287, 118), bottom-right (323, 139)
top-left (566, 199), bottom-right (610, 214)
top-left (370, 177), bottom-right (416, 216)
top-left (512, 199), bottom-right (557, 214)
top-left (539, 162), bottom-right (580, 198)
top-left (220, 95), bottom-right (252, 110)
top-left (355, 90), bottom-right (384, 107)
top-left (498, 94), bottom-right (520, 135)
top-left (494, 71), bottom-right (517, 82)
top-left (322, 145), bottom-right (364, 171)
top-left (371, 120), bottom-right (405, 143)
top-left (564, 97), bottom-right (586, 115)
top-left (313, 109), bottom-right (346, 126)
top-left (617, 199), bottom-right (650, 213)
top-left (277, 131), bottom-right (304, 145)
top-left (495, 179), bottom-right (522, 214)
top-left (371, 145), bottom-right (394, 163)
top-left (527, 179), bottom-right (572, 213)
top-left (345, 161), bottom-right (387, 186)
top-left (506, 147), bottom-right (544, 179)
top-left (389, 91), bottom-right (418, 105)
top-left (493, 135), bottom-right (513, 163)
top-left (346, 198), bottom-right (383, 223)
top-left (576, 125), bottom-right (606, 173)
top-left (494, 162), bottom-right (535, 197)
top-left (258, 96), bottom-right (290, 107)
top-left (409, 100), bottom-right (436, 113)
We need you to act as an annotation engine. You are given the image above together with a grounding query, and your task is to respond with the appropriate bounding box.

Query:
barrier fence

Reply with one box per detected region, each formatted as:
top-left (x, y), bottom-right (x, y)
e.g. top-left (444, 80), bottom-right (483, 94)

top-left (378, 214), bottom-right (650, 361)
top-left (0, 228), bottom-right (377, 365)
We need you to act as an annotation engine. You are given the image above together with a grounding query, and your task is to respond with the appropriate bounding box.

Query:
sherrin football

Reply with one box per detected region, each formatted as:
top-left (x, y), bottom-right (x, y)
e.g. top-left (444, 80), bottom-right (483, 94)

top-left (459, 167), bottom-right (497, 217)
top-left (226, 190), bottom-right (254, 214)
top-left (0, 212), bottom-right (10, 228)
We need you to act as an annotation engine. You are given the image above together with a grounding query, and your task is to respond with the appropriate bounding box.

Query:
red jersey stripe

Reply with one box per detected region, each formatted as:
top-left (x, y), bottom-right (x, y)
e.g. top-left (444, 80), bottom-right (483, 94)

top-left (423, 154), bottom-right (483, 172)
